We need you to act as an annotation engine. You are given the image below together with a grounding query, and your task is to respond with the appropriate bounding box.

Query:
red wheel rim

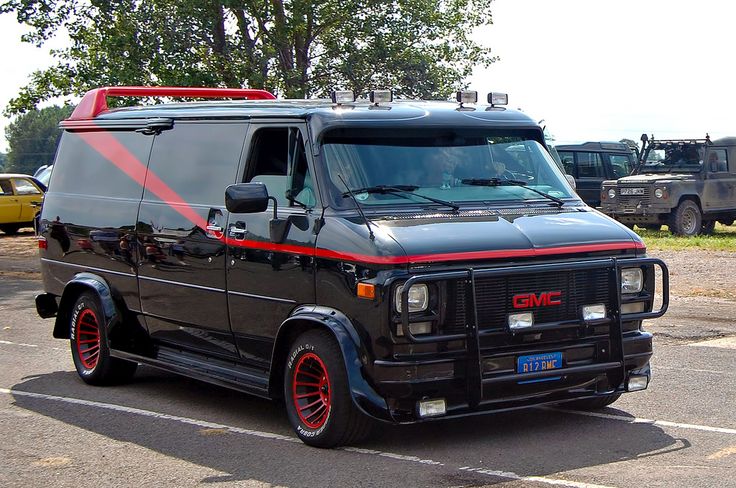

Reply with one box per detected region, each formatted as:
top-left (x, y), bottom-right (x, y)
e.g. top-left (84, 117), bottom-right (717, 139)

top-left (75, 309), bottom-right (101, 370)
top-left (292, 352), bottom-right (331, 429)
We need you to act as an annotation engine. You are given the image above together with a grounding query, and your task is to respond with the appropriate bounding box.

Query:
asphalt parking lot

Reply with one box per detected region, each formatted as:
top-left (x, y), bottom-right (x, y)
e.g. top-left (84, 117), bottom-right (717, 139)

top-left (1, 237), bottom-right (735, 487)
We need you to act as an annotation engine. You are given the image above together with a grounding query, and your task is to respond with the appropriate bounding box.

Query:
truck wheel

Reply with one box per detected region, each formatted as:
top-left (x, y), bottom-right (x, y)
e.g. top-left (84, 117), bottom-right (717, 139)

top-left (284, 330), bottom-right (371, 448)
top-left (669, 200), bottom-right (702, 236)
top-left (701, 220), bottom-right (716, 235)
top-left (566, 393), bottom-right (621, 410)
top-left (70, 292), bottom-right (137, 385)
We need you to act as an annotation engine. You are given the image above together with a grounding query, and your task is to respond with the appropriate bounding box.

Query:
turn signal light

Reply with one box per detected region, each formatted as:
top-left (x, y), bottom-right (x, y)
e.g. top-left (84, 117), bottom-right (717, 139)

top-left (357, 282), bottom-right (376, 300)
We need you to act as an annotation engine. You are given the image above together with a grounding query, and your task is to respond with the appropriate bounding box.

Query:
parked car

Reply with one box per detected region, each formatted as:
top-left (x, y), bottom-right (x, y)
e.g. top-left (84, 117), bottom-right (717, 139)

top-left (0, 173), bottom-right (45, 234)
top-left (601, 135), bottom-right (736, 235)
top-left (556, 142), bottom-right (636, 207)
top-left (35, 86), bottom-right (668, 447)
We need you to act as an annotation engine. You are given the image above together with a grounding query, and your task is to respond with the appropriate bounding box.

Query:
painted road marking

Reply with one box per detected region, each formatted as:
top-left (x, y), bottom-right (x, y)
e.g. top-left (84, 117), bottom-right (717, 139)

top-left (655, 365), bottom-right (734, 376)
top-left (688, 336), bottom-right (736, 350)
top-left (0, 388), bottom-right (614, 488)
top-left (0, 340), bottom-right (38, 348)
top-left (551, 407), bottom-right (736, 435)
top-left (707, 445), bottom-right (736, 460)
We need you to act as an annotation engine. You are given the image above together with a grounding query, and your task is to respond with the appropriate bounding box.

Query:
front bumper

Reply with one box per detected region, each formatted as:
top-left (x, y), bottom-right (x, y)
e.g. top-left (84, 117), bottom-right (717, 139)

top-left (374, 257), bottom-right (668, 423)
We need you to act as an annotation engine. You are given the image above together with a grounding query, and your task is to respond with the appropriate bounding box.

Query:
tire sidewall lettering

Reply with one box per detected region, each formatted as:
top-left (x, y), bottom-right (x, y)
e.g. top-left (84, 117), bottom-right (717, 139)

top-left (287, 342), bottom-right (328, 438)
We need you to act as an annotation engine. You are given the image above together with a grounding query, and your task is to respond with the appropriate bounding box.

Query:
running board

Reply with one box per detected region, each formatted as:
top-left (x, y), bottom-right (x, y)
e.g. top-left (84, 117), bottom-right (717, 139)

top-left (111, 347), bottom-right (271, 399)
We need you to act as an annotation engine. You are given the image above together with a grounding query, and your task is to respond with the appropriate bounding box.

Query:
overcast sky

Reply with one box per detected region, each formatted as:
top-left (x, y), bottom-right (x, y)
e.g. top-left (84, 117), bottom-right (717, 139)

top-left (2, 0), bottom-right (735, 154)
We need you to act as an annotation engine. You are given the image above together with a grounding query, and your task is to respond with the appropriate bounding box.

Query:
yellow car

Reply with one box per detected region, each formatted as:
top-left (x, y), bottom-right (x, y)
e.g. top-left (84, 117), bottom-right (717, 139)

top-left (0, 173), bottom-right (45, 234)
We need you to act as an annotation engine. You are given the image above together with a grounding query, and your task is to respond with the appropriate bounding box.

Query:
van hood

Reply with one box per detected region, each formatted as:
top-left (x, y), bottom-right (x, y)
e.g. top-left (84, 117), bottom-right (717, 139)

top-left (370, 208), bottom-right (641, 264)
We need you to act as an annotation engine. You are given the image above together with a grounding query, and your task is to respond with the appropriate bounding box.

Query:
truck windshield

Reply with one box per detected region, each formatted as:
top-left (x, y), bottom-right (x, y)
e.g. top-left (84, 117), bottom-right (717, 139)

top-left (639, 143), bottom-right (705, 174)
top-left (321, 128), bottom-right (574, 208)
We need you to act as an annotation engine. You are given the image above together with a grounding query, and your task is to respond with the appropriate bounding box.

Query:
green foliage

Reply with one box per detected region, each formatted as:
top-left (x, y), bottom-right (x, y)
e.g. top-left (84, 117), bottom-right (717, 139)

top-left (636, 224), bottom-right (736, 251)
top-left (4, 105), bottom-right (73, 174)
top-left (1, 0), bottom-right (496, 114)
top-left (0, 152), bottom-right (6, 172)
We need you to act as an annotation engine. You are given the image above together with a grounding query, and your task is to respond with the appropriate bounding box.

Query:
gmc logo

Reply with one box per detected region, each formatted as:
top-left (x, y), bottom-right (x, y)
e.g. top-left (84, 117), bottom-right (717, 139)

top-left (513, 291), bottom-right (562, 309)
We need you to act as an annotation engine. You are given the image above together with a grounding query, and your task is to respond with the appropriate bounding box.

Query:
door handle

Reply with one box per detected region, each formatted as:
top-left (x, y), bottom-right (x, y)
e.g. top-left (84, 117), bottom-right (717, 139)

top-left (206, 224), bottom-right (223, 233)
top-left (229, 223), bottom-right (247, 235)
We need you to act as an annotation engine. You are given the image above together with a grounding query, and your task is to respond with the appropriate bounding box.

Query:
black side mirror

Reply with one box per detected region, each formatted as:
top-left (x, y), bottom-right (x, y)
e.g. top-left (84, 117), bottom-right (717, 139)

top-left (225, 183), bottom-right (269, 213)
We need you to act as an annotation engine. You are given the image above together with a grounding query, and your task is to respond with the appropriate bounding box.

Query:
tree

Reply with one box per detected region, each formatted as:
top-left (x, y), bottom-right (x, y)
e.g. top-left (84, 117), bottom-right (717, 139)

top-left (1, 0), bottom-right (496, 114)
top-left (4, 105), bottom-right (73, 174)
top-left (0, 152), bottom-right (6, 172)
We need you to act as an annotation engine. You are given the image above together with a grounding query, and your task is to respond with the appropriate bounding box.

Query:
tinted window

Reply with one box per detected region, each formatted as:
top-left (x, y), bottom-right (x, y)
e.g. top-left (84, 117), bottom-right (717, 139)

top-left (576, 152), bottom-right (605, 178)
top-left (557, 151), bottom-right (575, 175)
top-left (145, 122), bottom-right (247, 206)
top-left (246, 127), bottom-right (315, 208)
top-left (50, 131), bottom-right (152, 199)
top-left (609, 154), bottom-right (633, 178)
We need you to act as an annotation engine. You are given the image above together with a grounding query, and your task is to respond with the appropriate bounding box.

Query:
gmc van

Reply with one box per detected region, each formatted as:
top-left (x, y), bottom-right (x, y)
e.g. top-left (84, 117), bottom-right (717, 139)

top-left (36, 86), bottom-right (668, 447)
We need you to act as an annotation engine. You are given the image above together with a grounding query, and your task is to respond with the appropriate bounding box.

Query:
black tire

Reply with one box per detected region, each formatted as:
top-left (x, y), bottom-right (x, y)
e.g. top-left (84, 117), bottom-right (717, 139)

top-left (0, 224), bottom-right (20, 235)
top-left (669, 200), bottom-right (702, 236)
top-left (701, 220), bottom-right (716, 235)
top-left (70, 292), bottom-right (137, 385)
top-left (566, 393), bottom-right (621, 410)
top-left (284, 330), bottom-right (371, 448)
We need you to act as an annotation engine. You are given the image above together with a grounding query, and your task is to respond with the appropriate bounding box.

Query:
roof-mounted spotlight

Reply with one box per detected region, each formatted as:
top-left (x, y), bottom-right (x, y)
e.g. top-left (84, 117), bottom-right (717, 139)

top-left (369, 90), bottom-right (393, 104)
top-left (487, 92), bottom-right (508, 107)
top-left (331, 90), bottom-right (356, 104)
top-left (456, 90), bottom-right (478, 106)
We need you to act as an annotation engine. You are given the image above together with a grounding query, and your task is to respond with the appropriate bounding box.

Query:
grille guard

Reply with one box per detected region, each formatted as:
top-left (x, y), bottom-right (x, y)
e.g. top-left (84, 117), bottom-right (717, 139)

top-left (399, 257), bottom-right (668, 407)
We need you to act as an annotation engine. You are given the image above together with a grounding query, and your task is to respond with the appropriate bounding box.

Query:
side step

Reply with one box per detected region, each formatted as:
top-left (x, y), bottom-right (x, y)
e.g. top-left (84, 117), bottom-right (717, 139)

top-left (111, 346), bottom-right (271, 399)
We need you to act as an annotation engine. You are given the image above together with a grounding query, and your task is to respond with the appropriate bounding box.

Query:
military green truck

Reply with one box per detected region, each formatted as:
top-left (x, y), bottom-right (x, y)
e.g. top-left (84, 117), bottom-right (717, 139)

top-left (601, 135), bottom-right (736, 236)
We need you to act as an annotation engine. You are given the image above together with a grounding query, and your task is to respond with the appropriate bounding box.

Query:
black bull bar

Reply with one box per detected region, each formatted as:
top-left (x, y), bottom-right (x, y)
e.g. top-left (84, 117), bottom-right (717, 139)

top-left (399, 257), bottom-right (669, 407)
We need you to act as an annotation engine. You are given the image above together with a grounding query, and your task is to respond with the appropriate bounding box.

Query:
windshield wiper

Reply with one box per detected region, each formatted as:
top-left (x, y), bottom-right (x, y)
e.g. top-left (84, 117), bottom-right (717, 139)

top-left (342, 185), bottom-right (460, 211)
top-left (460, 178), bottom-right (565, 207)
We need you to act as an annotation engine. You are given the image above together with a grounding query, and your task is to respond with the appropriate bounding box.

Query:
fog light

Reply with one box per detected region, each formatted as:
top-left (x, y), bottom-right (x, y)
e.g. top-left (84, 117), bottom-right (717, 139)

top-left (508, 312), bottom-right (534, 331)
top-left (621, 302), bottom-right (646, 314)
top-left (456, 90), bottom-right (478, 104)
top-left (331, 90), bottom-right (355, 104)
top-left (582, 304), bottom-right (606, 321)
top-left (418, 398), bottom-right (446, 418)
top-left (396, 321), bottom-right (432, 337)
top-left (626, 374), bottom-right (649, 391)
top-left (369, 89), bottom-right (393, 103)
top-left (487, 92), bottom-right (508, 106)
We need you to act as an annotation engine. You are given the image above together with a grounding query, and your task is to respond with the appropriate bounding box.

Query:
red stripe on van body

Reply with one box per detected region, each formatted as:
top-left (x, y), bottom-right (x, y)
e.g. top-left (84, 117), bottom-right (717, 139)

top-left (75, 128), bottom-right (644, 266)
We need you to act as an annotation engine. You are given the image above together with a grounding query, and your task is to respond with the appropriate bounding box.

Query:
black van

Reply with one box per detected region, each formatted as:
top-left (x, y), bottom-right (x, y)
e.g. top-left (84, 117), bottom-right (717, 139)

top-left (35, 87), bottom-right (668, 447)
top-left (556, 142), bottom-right (636, 207)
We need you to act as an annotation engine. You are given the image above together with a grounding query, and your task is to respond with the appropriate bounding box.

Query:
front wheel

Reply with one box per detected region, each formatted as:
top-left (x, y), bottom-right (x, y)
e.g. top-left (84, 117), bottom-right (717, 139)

top-left (669, 200), bottom-right (702, 236)
top-left (70, 292), bottom-right (137, 385)
top-left (284, 330), bottom-right (371, 448)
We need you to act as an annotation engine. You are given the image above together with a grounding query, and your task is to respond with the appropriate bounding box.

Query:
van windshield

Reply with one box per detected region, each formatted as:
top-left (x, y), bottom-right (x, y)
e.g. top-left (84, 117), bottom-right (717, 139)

top-left (321, 128), bottom-right (574, 208)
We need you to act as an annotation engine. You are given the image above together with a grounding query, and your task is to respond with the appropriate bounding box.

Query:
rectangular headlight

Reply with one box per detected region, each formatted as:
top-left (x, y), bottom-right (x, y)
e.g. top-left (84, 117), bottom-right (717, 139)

top-left (621, 268), bottom-right (643, 294)
top-left (582, 304), bottom-right (606, 321)
top-left (508, 312), bottom-right (534, 331)
top-left (395, 284), bottom-right (429, 313)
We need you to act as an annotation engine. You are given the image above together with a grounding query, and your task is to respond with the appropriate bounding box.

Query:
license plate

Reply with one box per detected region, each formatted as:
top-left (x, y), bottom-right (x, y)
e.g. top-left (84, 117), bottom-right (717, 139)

top-left (517, 352), bottom-right (563, 374)
top-left (621, 187), bottom-right (645, 195)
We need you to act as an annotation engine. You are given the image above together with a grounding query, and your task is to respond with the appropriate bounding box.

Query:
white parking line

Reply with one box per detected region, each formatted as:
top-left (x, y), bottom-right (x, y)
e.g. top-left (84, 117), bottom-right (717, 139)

top-left (0, 388), bottom-right (614, 488)
top-left (655, 365), bottom-right (734, 376)
top-left (551, 407), bottom-right (736, 435)
top-left (0, 340), bottom-right (38, 348)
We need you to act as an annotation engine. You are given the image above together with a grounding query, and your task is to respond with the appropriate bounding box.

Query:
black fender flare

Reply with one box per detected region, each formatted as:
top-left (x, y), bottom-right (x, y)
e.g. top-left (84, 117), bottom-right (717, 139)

top-left (272, 305), bottom-right (392, 422)
top-left (53, 272), bottom-right (119, 339)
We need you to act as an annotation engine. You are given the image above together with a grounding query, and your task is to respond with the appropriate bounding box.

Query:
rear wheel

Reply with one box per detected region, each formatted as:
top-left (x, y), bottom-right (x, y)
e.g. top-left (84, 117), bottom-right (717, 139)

top-left (284, 330), bottom-right (371, 448)
top-left (0, 224), bottom-right (20, 235)
top-left (669, 200), bottom-right (702, 236)
top-left (70, 292), bottom-right (137, 385)
top-left (566, 393), bottom-right (621, 410)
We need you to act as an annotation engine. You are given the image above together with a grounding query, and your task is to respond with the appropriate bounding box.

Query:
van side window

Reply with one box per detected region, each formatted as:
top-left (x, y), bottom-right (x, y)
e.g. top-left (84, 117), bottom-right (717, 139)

top-left (706, 149), bottom-right (728, 173)
top-left (576, 152), bottom-right (605, 178)
top-left (144, 122), bottom-right (247, 206)
top-left (247, 127), bottom-right (315, 208)
top-left (50, 132), bottom-right (151, 199)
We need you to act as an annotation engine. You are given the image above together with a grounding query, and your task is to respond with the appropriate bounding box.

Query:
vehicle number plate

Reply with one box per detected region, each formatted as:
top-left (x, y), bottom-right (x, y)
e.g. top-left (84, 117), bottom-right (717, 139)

top-left (620, 187), bottom-right (645, 196)
top-left (517, 352), bottom-right (562, 374)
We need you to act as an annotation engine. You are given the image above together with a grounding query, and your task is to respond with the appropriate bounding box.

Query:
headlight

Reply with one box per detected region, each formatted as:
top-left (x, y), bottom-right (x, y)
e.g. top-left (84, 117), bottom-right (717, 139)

top-left (654, 188), bottom-right (664, 198)
top-left (608, 189), bottom-right (616, 199)
top-left (395, 284), bottom-right (429, 313)
top-left (621, 268), bottom-right (643, 294)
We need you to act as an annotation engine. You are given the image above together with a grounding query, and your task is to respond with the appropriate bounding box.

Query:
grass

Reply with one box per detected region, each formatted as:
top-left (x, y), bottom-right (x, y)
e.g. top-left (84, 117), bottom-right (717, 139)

top-left (635, 223), bottom-right (736, 251)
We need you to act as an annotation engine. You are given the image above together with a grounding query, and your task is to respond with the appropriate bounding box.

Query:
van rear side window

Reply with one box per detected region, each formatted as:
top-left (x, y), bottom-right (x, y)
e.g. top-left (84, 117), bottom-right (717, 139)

top-left (51, 131), bottom-right (152, 199)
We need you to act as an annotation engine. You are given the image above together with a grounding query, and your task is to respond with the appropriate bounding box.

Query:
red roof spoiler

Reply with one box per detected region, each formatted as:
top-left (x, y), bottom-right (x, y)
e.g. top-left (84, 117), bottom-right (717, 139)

top-left (67, 86), bottom-right (277, 121)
